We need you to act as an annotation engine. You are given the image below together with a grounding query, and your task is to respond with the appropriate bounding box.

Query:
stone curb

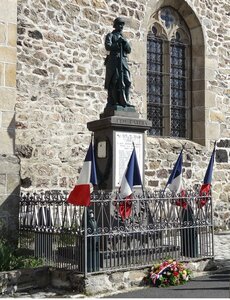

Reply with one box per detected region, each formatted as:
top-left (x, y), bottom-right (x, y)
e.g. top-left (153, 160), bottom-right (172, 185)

top-left (214, 231), bottom-right (230, 235)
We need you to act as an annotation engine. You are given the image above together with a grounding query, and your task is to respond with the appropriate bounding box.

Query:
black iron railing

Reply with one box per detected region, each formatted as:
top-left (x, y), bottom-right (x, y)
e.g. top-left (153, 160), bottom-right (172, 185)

top-left (19, 190), bottom-right (214, 276)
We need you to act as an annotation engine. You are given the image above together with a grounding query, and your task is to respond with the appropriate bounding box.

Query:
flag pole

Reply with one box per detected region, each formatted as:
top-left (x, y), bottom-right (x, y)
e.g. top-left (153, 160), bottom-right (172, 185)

top-left (209, 140), bottom-right (217, 189)
top-left (91, 132), bottom-right (94, 142)
top-left (213, 140), bottom-right (217, 151)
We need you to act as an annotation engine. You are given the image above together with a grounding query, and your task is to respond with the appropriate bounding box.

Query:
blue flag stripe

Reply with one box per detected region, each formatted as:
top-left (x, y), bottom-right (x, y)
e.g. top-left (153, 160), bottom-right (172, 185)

top-left (125, 148), bottom-right (142, 188)
top-left (203, 147), bottom-right (215, 185)
top-left (166, 149), bottom-right (183, 186)
top-left (84, 141), bottom-right (98, 185)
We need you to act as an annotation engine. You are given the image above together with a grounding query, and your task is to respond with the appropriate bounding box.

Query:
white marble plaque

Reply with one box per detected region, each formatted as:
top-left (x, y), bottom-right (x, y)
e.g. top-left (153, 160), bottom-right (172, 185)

top-left (115, 131), bottom-right (143, 187)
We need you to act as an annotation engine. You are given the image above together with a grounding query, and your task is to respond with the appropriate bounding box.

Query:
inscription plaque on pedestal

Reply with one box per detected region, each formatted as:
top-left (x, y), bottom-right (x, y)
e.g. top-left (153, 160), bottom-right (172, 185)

top-left (88, 114), bottom-right (151, 190)
top-left (114, 131), bottom-right (143, 187)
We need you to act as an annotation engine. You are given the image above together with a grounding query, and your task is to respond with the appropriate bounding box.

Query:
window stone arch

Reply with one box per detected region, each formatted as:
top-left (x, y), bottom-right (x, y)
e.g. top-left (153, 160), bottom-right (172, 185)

top-left (141, 0), bottom-right (206, 145)
top-left (147, 7), bottom-right (191, 138)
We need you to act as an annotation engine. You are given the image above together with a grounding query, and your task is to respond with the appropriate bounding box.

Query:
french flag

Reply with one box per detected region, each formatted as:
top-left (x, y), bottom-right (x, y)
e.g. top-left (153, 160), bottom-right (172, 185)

top-left (166, 149), bottom-right (183, 193)
top-left (165, 149), bottom-right (187, 208)
top-left (67, 140), bottom-right (97, 206)
top-left (198, 143), bottom-right (216, 208)
top-left (118, 146), bottom-right (142, 220)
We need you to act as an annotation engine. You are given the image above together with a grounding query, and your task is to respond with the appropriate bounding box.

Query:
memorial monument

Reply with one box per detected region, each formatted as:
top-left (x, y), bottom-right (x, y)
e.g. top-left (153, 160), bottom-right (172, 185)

top-left (87, 17), bottom-right (151, 191)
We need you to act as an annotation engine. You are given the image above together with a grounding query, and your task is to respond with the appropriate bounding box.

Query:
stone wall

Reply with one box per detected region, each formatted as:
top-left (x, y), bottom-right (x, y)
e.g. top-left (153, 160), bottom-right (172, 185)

top-left (16, 0), bottom-right (230, 229)
top-left (0, 0), bottom-right (20, 243)
top-left (0, 267), bottom-right (49, 295)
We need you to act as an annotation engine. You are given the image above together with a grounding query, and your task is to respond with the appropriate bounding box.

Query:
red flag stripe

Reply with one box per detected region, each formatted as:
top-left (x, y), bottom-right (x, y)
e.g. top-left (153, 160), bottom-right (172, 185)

top-left (67, 184), bottom-right (91, 206)
top-left (197, 183), bottom-right (211, 208)
top-left (119, 195), bottom-right (132, 221)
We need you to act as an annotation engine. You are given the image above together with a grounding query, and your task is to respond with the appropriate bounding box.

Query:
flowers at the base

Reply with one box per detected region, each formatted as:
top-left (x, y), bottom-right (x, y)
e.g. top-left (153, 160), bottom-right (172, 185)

top-left (144, 259), bottom-right (192, 287)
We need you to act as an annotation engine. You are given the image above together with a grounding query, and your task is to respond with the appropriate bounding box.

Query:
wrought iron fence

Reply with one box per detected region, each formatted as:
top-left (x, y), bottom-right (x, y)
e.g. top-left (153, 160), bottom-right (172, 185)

top-left (19, 189), bottom-right (214, 276)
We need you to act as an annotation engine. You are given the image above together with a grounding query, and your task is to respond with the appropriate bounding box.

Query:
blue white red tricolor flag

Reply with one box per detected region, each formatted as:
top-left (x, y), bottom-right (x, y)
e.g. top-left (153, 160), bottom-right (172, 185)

top-left (197, 142), bottom-right (216, 208)
top-left (118, 146), bottom-right (142, 220)
top-left (165, 149), bottom-right (187, 208)
top-left (67, 140), bottom-right (97, 206)
top-left (166, 149), bottom-right (184, 193)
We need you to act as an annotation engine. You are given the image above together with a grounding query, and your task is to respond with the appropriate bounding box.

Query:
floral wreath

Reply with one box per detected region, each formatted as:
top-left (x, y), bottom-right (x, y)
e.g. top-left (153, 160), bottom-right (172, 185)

top-left (144, 259), bottom-right (192, 287)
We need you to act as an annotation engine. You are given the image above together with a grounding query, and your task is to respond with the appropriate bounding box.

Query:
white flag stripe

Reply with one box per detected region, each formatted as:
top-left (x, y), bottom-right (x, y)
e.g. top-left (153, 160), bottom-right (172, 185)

top-left (168, 173), bottom-right (183, 193)
top-left (77, 161), bottom-right (91, 184)
top-left (120, 176), bottom-right (132, 198)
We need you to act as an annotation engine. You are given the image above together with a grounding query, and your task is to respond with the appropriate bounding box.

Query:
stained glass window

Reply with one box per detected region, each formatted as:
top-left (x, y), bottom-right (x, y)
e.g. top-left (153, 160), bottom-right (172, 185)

top-left (160, 8), bottom-right (175, 28)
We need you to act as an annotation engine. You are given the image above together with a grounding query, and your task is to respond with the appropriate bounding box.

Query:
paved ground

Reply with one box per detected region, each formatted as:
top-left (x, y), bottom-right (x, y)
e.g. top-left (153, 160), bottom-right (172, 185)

top-left (5, 232), bottom-right (230, 298)
top-left (105, 267), bottom-right (230, 298)
top-left (103, 232), bottom-right (230, 298)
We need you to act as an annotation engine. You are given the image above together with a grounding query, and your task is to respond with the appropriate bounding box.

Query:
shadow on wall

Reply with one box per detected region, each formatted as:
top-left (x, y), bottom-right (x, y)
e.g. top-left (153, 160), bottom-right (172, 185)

top-left (7, 114), bottom-right (16, 153)
top-left (0, 186), bottom-right (21, 247)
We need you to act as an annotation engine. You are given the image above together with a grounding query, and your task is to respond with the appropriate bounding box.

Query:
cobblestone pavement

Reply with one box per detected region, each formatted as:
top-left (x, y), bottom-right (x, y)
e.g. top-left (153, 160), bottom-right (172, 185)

top-left (4, 232), bottom-right (230, 298)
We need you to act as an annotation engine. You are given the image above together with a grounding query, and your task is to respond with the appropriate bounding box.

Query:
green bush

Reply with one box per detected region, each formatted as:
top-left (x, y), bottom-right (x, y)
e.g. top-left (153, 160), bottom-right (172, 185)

top-left (13, 256), bottom-right (43, 269)
top-left (0, 239), bottom-right (43, 271)
top-left (0, 240), bottom-right (14, 271)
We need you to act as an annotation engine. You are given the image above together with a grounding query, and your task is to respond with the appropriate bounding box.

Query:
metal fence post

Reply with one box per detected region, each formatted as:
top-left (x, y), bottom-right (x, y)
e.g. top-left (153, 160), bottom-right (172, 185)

top-left (210, 192), bottom-right (215, 257)
top-left (84, 206), bottom-right (88, 278)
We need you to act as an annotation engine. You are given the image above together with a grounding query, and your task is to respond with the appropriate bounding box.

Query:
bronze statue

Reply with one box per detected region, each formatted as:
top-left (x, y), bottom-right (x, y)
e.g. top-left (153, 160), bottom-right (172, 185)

top-left (104, 17), bottom-right (134, 108)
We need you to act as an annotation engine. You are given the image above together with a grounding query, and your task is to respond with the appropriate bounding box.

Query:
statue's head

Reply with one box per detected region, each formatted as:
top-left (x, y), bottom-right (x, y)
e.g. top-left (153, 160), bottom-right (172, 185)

top-left (113, 17), bottom-right (125, 29)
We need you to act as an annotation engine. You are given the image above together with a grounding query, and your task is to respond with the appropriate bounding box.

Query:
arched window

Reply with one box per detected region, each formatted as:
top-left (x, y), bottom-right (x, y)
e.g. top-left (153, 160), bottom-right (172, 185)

top-left (147, 7), bottom-right (191, 138)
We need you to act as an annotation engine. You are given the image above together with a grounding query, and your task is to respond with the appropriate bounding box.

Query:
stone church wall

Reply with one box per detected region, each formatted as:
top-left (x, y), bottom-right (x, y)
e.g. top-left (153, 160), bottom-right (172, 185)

top-left (0, 0), bottom-right (20, 243)
top-left (16, 0), bottom-right (230, 229)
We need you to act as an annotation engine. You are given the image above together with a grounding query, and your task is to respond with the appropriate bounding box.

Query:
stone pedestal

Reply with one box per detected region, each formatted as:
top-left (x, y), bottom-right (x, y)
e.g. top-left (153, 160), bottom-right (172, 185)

top-left (87, 108), bottom-right (151, 191)
top-left (87, 108), bottom-right (151, 254)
